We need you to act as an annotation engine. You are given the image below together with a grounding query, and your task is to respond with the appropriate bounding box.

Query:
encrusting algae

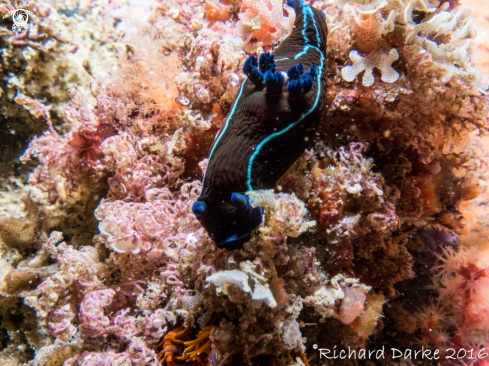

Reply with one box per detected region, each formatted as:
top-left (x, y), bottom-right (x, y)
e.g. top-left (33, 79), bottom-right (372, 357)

top-left (0, 0), bottom-right (489, 365)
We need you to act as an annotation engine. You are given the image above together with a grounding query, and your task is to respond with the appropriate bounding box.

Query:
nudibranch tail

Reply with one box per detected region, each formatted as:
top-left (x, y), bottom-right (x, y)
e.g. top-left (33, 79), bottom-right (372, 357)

top-left (195, 0), bottom-right (327, 250)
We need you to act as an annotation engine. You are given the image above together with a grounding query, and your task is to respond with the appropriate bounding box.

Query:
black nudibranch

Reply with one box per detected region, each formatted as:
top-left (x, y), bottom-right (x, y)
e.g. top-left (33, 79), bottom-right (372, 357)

top-left (193, 0), bottom-right (328, 250)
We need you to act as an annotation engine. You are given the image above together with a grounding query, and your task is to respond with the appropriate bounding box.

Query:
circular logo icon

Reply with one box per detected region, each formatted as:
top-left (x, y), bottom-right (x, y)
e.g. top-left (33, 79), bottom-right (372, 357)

top-left (12, 9), bottom-right (29, 31)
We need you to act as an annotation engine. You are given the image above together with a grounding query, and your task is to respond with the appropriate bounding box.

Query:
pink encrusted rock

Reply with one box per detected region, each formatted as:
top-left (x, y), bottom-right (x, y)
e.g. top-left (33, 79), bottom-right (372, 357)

top-left (111, 309), bottom-right (144, 343)
top-left (3, 0), bottom-right (489, 363)
top-left (79, 289), bottom-right (115, 337)
top-left (126, 338), bottom-right (160, 365)
top-left (338, 286), bottom-right (368, 325)
top-left (47, 304), bottom-right (77, 342)
top-left (64, 350), bottom-right (132, 366)
top-left (144, 309), bottom-right (176, 342)
top-left (65, 339), bottom-right (160, 366)
top-left (19, 88), bottom-right (111, 204)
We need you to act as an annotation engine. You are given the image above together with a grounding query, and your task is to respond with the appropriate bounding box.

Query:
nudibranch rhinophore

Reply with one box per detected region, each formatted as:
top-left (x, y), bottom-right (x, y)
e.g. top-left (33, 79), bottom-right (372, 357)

top-left (193, 0), bottom-right (328, 250)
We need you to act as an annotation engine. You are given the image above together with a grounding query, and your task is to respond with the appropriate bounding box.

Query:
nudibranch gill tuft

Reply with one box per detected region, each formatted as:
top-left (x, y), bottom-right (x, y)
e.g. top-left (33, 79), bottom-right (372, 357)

top-left (193, 0), bottom-right (328, 250)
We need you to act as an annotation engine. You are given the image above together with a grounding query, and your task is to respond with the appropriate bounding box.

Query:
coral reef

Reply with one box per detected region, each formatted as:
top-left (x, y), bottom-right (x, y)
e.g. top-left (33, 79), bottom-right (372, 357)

top-left (0, 0), bottom-right (119, 177)
top-left (0, 0), bottom-right (488, 365)
top-left (237, 0), bottom-right (295, 53)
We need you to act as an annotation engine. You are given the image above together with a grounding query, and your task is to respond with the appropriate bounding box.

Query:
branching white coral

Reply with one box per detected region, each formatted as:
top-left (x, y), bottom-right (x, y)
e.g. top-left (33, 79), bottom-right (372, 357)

top-left (247, 190), bottom-right (315, 239)
top-left (342, 49), bottom-right (400, 86)
top-left (382, 0), bottom-right (439, 24)
top-left (405, 5), bottom-right (472, 43)
top-left (405, 5), bottom-right (489, 93)
top-left (341, 0), bottom-right (488, 92)
top-left (205, 260), bottom-right (279, 308)
top-left (341, 9), bottom-right (400, 86)
top-left (205, 270), bottom-right (252, 294)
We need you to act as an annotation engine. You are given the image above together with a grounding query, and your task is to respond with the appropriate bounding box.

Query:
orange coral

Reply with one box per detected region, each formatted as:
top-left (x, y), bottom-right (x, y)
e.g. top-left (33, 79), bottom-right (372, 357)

top-left (204, 1), bottom-right (232, 23)
top-left (158, 326), bottom-right (191, 366)
top-left (415, 303), bottom-right (451, 347)
top-left (157, 325), bottom-right (217, 366)
top-left (270, 278), bottom-right (288, 308)
top-left (237, 0), bottom-right (295, 52)
top-left (415, 246), bottom-right (489, 359)
top-left (461, 176), bottom-right (483, 201)
top-left (290, 349), bottom-right (314, 366)
top-left (413, 176), bottom-right (442, 215)
top-left (177, 326), bottom-right (215, 364)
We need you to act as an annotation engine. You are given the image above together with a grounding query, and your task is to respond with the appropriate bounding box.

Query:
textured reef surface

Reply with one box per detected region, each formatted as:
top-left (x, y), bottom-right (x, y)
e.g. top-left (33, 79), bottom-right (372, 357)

top-left (0, 0), bottom-right (489, 365)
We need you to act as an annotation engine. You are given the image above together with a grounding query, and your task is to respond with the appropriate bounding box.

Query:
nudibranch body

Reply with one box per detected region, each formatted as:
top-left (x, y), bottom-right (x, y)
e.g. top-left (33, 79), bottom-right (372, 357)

top-left (193, 0), bottom-right (328, 250)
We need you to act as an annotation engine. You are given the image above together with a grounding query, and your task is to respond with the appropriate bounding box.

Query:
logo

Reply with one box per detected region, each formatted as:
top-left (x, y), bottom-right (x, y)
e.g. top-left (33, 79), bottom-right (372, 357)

top-left (3, 3), bottom-right (37, 32)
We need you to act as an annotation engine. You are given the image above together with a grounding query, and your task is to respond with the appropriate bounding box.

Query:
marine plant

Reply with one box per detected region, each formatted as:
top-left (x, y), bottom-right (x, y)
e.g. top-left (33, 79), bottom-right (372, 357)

top-left (0, 0), bottom-right (488, 365)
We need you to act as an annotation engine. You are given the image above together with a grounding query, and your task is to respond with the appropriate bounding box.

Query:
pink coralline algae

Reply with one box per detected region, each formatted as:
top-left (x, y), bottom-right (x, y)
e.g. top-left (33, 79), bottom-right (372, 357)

top-left (64, 338), bottom-right (160, 366)
top-left (95, 182), bottom-right (205, 257)
top-left (79, 289), bottom-right (115, 338)
top-left (0, 0), bottom-right (488, 365)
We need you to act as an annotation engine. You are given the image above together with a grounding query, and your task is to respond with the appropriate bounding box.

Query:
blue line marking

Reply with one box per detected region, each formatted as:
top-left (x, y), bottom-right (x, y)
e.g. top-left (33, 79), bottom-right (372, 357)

top-left (200, 78), bottom-right (248, 194)
top-left (308, 4), bottom-right (322, 49)
top-left (294, 45), bottom-right (310, 60)
top-left (246, 2), bottom-right (324, 191)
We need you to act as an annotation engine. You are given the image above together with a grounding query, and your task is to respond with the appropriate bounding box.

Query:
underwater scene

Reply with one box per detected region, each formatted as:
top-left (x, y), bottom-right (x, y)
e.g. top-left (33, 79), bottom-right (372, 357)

top-left (1, 0), bottom-right (489, 365)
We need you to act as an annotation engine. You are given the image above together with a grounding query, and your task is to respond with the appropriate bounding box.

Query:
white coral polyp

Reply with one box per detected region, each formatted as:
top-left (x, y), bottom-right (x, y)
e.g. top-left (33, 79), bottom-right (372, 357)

top-left (248, 190), bottom-right (315, 238)
top-left (404, 5), bottom-right (488, 94)
top-left (342, 49), bottom-right (400, 86)
top-left (251, 281), bottom-right (277, 308)
top-left (205, 270), bottom-right (252, 294)
top-left (205, 268), bottom-right (279, 308)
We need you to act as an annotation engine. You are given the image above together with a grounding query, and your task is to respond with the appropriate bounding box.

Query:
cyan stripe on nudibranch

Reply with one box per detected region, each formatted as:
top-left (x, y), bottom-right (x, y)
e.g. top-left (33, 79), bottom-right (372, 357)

top-left (193, 0), bottom-right (328, 250)
top-left (202, 78), bottom-right (248, 185)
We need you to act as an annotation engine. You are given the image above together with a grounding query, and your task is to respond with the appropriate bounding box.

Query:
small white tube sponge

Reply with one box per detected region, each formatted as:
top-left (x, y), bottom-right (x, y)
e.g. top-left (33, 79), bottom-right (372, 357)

top-left (342, 49), bottom-right (400, 86)
top-left (340, 9), bottom-right (400, 86)
top-left (205, 270), bottom-right (252, 294)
